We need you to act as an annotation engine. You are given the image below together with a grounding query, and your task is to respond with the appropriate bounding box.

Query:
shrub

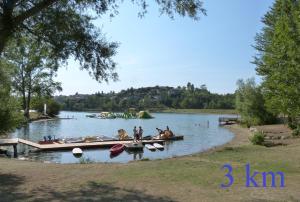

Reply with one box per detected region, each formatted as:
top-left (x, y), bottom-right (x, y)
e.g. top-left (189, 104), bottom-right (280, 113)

top-left (47, 100), bottom-right (61, 116)
top-left (79, 157), bottom-right (94, 164)
top-left (250, 131), bottom-right (265, 145)
top-left (235, 78), bottom-right (277, 127)
top-left (292, 126), bottom-right (300, 137)
top-left (32, 98), bottom-right (60, 117)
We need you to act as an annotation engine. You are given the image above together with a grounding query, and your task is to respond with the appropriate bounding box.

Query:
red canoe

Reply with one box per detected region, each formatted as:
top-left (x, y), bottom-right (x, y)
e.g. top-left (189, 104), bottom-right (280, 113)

top-left (110, 144), bottom-right (125, 155)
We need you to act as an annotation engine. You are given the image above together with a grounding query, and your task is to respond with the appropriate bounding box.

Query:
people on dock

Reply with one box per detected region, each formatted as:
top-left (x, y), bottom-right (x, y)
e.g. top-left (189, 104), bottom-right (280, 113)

top-left (118, 129), bottom-right (129, 140)
top-left (133, 126), bottom-right (138, 142)
top-left (138, 126), bottom-right (143, 141)
top-left (164, 126), bottom-right (174, 138)
top-left (156, 128), bottom-right (164, 138)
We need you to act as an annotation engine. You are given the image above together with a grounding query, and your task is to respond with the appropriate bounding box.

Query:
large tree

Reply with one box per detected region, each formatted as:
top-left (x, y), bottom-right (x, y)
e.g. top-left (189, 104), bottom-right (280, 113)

top-left (4, 37), bottom-right (62, 119)
top-left (235, 78), bottom-right (276, 126)
top-left (0, 59), bottom-right (23, 134)
top-left (0, 0), bottom-right (206, 81)
top-left (253, 0), bottom-right (300, 128)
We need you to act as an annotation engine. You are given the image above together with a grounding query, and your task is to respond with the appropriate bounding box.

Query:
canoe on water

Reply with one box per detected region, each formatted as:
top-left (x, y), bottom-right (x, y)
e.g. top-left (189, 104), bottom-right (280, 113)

top-left (110, 144), bottom-right (125, 155)
top-left (145, 144), bottom-right (156, 151)
top-left (153, 143), bottom-right (164, 150)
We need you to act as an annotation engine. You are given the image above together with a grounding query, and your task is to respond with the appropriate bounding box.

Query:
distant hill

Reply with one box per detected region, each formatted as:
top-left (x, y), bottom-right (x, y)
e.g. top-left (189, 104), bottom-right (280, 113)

top-left (55, 83), bottom-right (235, 111)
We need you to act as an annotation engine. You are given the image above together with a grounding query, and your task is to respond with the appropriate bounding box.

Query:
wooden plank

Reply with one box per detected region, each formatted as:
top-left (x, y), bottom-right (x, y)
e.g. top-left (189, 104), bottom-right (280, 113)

top-left (38, 139), bottom-right (166, 151)
top-left (16, 136), bottom-right (184, 151)
top-left (0, 138), bottom-right (19, 146)
top-left (18, 139), bottom-right (42, 149)
top-left (16, 138), bottom-right (166, 151)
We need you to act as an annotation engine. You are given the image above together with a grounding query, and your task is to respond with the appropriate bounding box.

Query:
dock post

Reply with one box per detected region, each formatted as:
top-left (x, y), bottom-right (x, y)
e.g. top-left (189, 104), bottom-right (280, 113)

top-left (13, 145), bottom-right (18, 158)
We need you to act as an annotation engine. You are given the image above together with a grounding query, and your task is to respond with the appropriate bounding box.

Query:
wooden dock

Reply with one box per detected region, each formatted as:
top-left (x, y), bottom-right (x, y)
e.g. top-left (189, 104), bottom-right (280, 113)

top-left (0, 135), bottom-right (184, 155)
top-left (0, 138), bottom-right (19, 157)
top-left (28, 139), bottom-right (166, 151)
top-left (218, 117), bottom-right (239, 125)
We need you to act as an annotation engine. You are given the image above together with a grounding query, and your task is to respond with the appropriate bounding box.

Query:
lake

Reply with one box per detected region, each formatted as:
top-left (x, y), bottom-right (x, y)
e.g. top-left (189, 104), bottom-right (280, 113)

top-left (10, 111), bottom-right (235, 163)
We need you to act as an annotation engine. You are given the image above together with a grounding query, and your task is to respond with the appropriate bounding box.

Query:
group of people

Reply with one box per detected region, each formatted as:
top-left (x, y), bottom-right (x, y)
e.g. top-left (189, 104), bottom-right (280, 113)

top-left (156, 126), bottom-right (170, 135)
top-left (43, 135), bottom-right (56, 142)
top-left (132, 125), bottom-right (173, 141)
top-left (156, 126), bottom-right (174, 138)
top-left (133, 126), bottom-right (143, 142)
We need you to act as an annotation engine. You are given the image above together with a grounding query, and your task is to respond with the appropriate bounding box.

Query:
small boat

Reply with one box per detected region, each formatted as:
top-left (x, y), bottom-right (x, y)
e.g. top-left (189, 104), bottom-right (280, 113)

top-left (145, 144), bottom-right (156, 151)
top-left (65, 137), bottom-right (85, 143)
top-left (153, 143), bottom-right (164, 150)
top-left (142, 135), bottom-right (153, 140)
top-left (110, 144), bottom-right (125, 155)
top-left (86, 114), bottom-right (97, 118)
top-left (99, 136), bottom-right (118, 141)
top-left (125, 142), bottom-right (143, 150)
top-left (72, 148), bottom-right (83, 158)
top-left (84, 136), bottom-right (102, 143)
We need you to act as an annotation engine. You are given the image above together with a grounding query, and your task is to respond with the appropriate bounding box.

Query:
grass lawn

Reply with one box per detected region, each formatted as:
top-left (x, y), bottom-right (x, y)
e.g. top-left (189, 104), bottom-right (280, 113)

top-left (0, 125), bottom-right (299, 201)
top-left (159, 108), bottom-right (237, 115)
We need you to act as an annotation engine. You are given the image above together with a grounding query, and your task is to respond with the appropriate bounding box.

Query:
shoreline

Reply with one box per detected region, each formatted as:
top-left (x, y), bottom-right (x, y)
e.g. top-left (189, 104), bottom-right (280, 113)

top-left (186, 124), bottom-right (250, 157)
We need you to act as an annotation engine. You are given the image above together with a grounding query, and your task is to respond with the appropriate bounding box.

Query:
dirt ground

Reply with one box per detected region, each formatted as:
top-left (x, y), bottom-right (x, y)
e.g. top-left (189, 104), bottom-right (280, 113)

top-left (1, 124), bottom-right (300, 202)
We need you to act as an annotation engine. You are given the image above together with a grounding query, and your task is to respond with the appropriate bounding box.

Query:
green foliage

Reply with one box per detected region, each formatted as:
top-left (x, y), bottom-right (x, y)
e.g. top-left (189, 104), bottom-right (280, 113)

top-left (235, 78), bottom-right (276, 126)
top-left (292, 126), bottom-right (300, 137)
top-left (78, 157), bottom-right (94, 164)
top-left (0, 61), bottom-right (24, 134)
top-left (47, 100), bottom-right (61, 116)
top-left (253, 0), bottom-right (300, 128)
top-left (0, 0), bottom-right (206, 80)
top-left (2, 36), bottom-right (62, 119)
top-left (250, 132), bottom-right (265, 145)
top-left (32, 98), bottom-right (61, 117)
top-left (55, 83), bottom-right (235, 111)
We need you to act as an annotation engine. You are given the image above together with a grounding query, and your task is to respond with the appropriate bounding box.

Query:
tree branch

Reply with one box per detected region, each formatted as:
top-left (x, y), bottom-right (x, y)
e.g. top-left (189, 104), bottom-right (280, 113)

top-left (14, 0), bottom-right (58, 25)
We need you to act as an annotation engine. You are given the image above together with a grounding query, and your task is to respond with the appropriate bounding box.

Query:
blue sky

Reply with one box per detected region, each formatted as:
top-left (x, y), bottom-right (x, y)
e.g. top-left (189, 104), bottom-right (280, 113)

top-left (56, 0), bottom-right (274, 95)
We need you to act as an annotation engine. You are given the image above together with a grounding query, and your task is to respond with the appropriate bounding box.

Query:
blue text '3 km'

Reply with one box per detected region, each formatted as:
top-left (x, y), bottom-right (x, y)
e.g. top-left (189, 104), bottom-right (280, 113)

top-left (220, 163), bottom-right (285, 188)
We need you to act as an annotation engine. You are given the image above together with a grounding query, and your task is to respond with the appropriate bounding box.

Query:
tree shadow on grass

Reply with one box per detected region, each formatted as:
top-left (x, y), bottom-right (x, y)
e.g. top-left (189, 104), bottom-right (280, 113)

top-left (0, 173), bottom-right (32, 201)
top-left (0, 174), bottom-right (176, 202)
top-left (32, 181), bottom-right (176, 202)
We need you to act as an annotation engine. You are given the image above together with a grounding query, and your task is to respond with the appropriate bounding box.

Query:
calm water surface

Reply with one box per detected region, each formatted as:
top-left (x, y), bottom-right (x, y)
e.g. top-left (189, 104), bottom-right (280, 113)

top-left (10, 111), bottom-right (235, 163)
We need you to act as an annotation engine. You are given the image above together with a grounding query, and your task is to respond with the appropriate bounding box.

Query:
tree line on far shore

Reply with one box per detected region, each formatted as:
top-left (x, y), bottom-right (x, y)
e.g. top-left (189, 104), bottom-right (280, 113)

top-left (55, 83), bottom-right (235, 112)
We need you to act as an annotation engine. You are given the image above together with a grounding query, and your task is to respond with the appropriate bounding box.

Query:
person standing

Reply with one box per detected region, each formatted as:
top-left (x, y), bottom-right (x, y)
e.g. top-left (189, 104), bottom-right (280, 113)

top-left (138, 126), bottom-right (143, 141)
top-left (133, 126), bottom-right (137, 142)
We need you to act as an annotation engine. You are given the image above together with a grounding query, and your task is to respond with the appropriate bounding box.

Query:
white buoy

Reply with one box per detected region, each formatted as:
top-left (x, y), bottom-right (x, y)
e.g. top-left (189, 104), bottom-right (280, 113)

top-left (72, 148), bottom-right (83, 158)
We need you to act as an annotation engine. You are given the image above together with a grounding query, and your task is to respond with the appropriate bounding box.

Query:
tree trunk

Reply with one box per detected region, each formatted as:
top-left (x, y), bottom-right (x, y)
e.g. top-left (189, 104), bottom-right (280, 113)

top-left (24, 76), bottom-right (32, 120)
top-left (0, 32), bottom-right (9, 55)
top-left (24, 72), bottom-right (32, 120)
